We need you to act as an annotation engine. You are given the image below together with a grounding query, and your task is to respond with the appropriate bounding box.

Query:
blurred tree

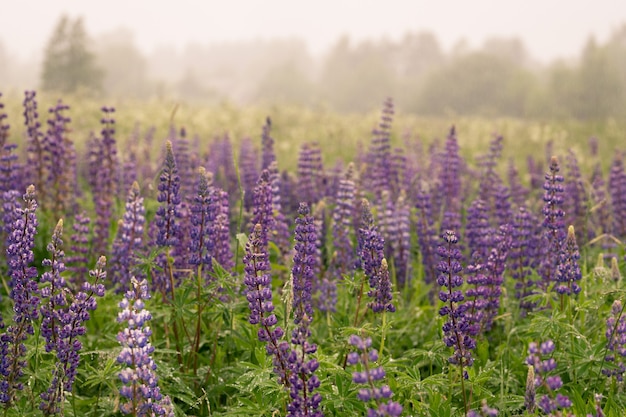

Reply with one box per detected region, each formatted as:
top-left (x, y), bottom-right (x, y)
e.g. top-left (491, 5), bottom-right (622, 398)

top-left (575, 36), bottom-right (624, 119)
top-left (319, 36), bottom-right (396, 112)
top-left (482, 37), bottom-right (530, 67)
top-left (414, 52), bottom-right (536, 116)
top-left (95, 28), bottom-right (150, 98)
top-left (254, 61), bottom-right (316, 106)
top-left (41, 15), bottom-right (103, 93)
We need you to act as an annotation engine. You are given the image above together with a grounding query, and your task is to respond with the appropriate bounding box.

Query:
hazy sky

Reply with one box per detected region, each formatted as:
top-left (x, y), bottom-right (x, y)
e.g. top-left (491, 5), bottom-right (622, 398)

top-left (1, 0), bottom-right (626, 62)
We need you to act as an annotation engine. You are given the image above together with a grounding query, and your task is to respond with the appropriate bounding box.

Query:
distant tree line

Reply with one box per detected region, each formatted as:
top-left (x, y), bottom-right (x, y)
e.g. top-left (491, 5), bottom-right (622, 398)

top-left (7, 14), bottom-right (626, 119)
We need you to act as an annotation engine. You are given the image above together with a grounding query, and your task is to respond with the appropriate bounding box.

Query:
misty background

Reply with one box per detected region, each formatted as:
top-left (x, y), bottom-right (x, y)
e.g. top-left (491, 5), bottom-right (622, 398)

top-left (1, 1), bottom-right (626, 119)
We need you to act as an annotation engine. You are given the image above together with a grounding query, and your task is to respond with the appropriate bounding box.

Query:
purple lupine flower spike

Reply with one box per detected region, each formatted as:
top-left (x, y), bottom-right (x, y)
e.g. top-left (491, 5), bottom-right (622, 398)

top-left (346, 335), bottom-right (402, 416)
top-left (45, 99), bottom-right (74, 215)
top-left (0, 185), bottom-right (40, 405)
top-left (238, 137), bottom-right (259, 212)
top-left (117, 277), bottom-right (174, 417)
top-left (297, 143), bottom-right (320, 205)
top-left (287, 203), bottom-right (323, 417)
top-left (92, 106), bottom-right (118, 257)
top-left (189, 167), bottom-right (215, 281)
top-left (154, 141), bottom-right (183, 295)
top-left (269, 161), bottom-right (291, 257)
top-left (250, 170), bottom-right (274, 248)
top-left (539, 156), bottom-right (566, 290)
top-left (510, 206), bottom-right (541, 314)
top-left (414, 182), bottom-right (439, 287)
top-left (111, 181), bottom-right (146, 292)
top-left (0, 92), bottom-right (8, 144)
top-left (359, 199), bottom-right (396, 313)
top-left (437, 230), bottom-right (475, 375)
top-left (555, 225), bottom-right (582, 297)
top-left (526, 340), bottom-right (572, 415)
top-left (261, 116), bottom-right (276, 171)
top-left (368, 97), bottom-right (394, 198)
top-left (391, 191), bottom-right (411, 289)
top-left (564, 151), bottom-right (587, 237)
top-left (609, 152), bottom-right (626, 237)
top-left (210, 187), bottom-right (234, 272)
top-left (65, 211), bottom-right (91, 285)
top-left (330, 163), bottom-right (356, 278)
top-left (243, 223), bottom-right (291, 385)
top-left (24, 91), bottom-right (47, 202)
top-left (40, 255), bottom-right (106, 415)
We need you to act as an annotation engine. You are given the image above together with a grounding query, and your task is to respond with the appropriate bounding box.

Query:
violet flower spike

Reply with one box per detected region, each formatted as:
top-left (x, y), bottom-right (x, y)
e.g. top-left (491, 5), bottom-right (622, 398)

top-left (0, 185), bottom-right (40, 405)
top-left (117, 277), bottom-right (174, 417)
top-left (346, 335), bottom-right (402, 416)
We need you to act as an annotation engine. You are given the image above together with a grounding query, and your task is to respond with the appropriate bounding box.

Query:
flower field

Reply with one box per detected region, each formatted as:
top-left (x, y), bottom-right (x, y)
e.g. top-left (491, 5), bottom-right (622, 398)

top-left (0, 91), bottom-right (625, 416)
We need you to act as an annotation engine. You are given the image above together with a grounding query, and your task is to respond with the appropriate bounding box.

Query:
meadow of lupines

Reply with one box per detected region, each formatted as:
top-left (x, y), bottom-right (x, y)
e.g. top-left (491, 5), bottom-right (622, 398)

top-left (0, 90), bottom-right (624, 416)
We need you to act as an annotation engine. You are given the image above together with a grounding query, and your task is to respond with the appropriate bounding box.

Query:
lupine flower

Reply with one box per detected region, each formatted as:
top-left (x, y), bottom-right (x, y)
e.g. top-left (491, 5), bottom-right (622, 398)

top-left (0, 185), bottom-right (40, 405)
top-left (269, 161), bottom-right (291, 257)
top-left (0, 94), bottom-right (21, 195)
top-left (210, 187), bottom-right (234, 272)
top-left (589, 163), bottom-right (612, 244)
top-left (367, 97), bottom-right (394, 198)
top-left (527, 155), bottom-right (544, 191)
top-left (346, 335), bottom-right (402, 417)
top-left (604, 300), bottom-right (626, 381)
top-left (250, 170), bottom-right (274, 249)
top-left (554, 225), bottom-right (582, 297)
top-left (238, 137), bottom-right (260, 212)
top-left (508, 158), bottom-right (529, 207)
top-left (390, 147), bottom-right (406, 199)
top-left (414, 182), bottom-right (439, 287)
top-left (436, 126), bottom-right (462, 215)
top-left (261, 116), bottom-right (276, 171)
top-left (297, 142), bottom-right (324, 205)
top-left (564, 151), bottom-right (587, 237)
top-left (111, 182), bottom-right (146, 292)
top-left (243, 223), bottom-right (290, 384)
top-left (609, 152), bottom-right (626, 237)
top-left (189, 168), bottom-right (216, 280)
top-left (171, 129), bottom-right (195, 199)
top-left (479, 226), bottom-right (511, 333)
top-left (154, 141), bottom-right (183, 295)
top-left (24, 91), bottom-right (48, 202)
top-left (390, 191), bottom-right (411, 289)
top-left (40, 255), bottom-right (106, 415)
top-left (510, 206), bottom-right (541, 314)
top-left (117, 277), bottom-right (174, 417)
top-left (539, 156), bottom-right (566, 290)
top-left (44, 99), bottom-right (74, 215)
top-left (0, 93), bottom-right (8, 144)
top-left (91, 106), bottom-right (119, 257)
top-left (330, 163), bottom-right (357, 278)
top-left (65, 211), bottom-right (91, 284)
top-left (359, 200), bottom-right (395, 313)
top-left (526, 340), bottom-right (572, 415)
top-left (286, 203), bottom-right (323, 417)
top-left (437, 230), bottom-right (475, 375)
top-left (465, 198), bottom-right (495, 264)
top-left (207, 134), bottom-right (238, 199)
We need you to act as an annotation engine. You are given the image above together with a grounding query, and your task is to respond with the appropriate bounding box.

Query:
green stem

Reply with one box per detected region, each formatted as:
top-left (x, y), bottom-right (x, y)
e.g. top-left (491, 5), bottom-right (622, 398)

top-left (379, 311), bottom-right (387, 358)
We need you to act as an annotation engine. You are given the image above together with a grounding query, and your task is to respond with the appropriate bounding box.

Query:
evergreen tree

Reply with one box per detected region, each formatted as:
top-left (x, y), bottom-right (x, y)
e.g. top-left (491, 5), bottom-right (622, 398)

top-left (41, 15), bottom-right (102, 93)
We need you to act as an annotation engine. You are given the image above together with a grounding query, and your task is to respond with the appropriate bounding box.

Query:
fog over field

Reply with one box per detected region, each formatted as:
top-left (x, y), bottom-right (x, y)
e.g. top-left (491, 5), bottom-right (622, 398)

top-left (1, 0), bottom-right (626, 116)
